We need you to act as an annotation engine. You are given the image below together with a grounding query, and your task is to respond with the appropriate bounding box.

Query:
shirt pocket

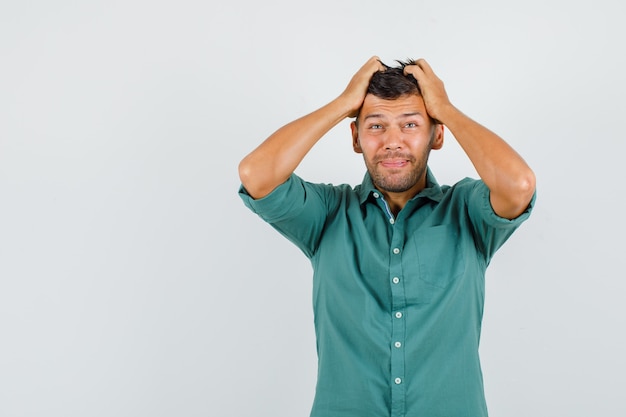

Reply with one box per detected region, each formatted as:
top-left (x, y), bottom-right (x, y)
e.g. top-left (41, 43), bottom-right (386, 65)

top-left (412, 224), bottom-right (465, 289)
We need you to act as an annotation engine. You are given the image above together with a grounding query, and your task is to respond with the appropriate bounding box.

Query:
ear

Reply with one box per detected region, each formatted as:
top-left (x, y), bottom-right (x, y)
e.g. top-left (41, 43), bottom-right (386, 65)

top-left (430, 124), bottom-right (444, 150)
top-left (351, 121), bottom-right (362, 153)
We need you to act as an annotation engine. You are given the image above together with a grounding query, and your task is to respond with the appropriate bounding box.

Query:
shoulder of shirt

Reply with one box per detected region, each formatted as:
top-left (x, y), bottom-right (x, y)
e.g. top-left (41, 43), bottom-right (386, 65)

top-left (293, 174), bottom-right (360, 192)
top-left (444, 177), bottom-right (483, 191)
top-left (437, 177), bottom-right (485, 201)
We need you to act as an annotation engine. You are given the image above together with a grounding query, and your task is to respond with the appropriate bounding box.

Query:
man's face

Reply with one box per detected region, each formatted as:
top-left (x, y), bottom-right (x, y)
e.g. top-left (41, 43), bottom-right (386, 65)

top-left (351, 93), bottom-right (443, 196)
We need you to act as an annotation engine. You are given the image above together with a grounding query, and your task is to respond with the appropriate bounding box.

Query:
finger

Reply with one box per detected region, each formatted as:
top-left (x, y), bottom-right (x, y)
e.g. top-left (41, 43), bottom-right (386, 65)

top-left (403, 63), bottom-right (425, 80)
top-left (359, 56), bottom-right (384, 76)
top-left (369, 56), bottom-right (386, 72)
top-left (415, 59), bottom-right (440, 80)
top-left (415, 58), bottom-right (431, 71)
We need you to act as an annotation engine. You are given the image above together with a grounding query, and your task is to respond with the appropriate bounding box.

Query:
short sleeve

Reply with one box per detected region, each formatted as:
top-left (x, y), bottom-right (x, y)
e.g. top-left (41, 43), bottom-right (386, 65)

top-left (238, 174), bottom-right (334, 258)
top-left (465, 180), bottom-right (536, 262)
top-left (239, 174), bottom-right (309, 223)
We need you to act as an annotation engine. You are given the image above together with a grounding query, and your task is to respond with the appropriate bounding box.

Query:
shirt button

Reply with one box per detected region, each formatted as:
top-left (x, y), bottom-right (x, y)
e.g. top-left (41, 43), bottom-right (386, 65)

top-left (392, 277), bottom-right (400, 284)
top-left (394, 378), bottom-right (402, 385)
top-left (389, 218), bottom-right (395, 225)
top-left (393, 248), bottom-right (400, 254)
top-left (395, 312), bottom-right (403, 319)
top-left (395, 341), bottom-right (402, 348)
top-left (373, 192), bottom-right (380, 198)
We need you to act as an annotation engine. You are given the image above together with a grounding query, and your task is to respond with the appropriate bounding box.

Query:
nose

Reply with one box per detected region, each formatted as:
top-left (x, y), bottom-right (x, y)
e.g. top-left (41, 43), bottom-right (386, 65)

top-left (383, 126), bottom-right (403, 150)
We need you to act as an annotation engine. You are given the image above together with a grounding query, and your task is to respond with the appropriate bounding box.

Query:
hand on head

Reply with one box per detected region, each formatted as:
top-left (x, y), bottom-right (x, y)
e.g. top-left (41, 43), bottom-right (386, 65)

top-left (402, 59), bottom-right (452, 124)
top-left (340, 56), bottom-right (387, 118)
top-left (341, 56), bottom-right (453, 124)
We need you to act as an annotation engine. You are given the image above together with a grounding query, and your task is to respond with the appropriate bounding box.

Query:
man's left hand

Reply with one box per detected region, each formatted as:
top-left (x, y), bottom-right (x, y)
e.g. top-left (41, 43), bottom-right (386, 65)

top-left (403, 59), bottom-right (453, 124)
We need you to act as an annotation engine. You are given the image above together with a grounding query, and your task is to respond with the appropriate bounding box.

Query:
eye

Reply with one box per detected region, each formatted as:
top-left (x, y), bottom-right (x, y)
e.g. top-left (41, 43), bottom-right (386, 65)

top-left (405, 122), bottom-right (418, 128)
top-left (368, 124), bottom-right (383, 130)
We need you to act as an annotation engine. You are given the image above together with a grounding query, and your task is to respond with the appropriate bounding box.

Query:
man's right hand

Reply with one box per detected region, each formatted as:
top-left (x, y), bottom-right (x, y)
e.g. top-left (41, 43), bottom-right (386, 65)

top-left (239, 56), bottom-right (384, 199)
top-left (339, 56), bottom-right (386, 118)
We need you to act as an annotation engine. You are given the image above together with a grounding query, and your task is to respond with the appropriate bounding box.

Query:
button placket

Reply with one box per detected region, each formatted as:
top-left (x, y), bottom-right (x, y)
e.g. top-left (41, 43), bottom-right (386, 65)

top-left (388, 217), bottom-right (406, 416)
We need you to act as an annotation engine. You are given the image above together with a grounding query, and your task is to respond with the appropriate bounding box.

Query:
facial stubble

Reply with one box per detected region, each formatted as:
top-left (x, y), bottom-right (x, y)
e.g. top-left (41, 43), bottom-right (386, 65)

top-left (364, 129), bottom-right (436, 194)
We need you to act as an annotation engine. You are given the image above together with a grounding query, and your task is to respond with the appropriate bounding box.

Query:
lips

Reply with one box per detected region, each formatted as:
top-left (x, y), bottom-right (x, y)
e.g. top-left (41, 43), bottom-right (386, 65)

top-left (380, 159), bottom-right (409, 168)
top-left (374, 152), bottom-right (414, 162)
top-left (375, 153), bottom-right (414, 168)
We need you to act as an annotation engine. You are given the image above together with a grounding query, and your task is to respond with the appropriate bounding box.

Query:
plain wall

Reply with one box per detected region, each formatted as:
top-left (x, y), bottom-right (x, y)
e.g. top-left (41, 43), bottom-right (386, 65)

top-left (1, 0), bottom-right (625, 416)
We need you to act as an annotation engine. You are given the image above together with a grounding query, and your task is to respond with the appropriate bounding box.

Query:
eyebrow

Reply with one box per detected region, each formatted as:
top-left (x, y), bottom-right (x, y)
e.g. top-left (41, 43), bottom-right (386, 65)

top-left (363, 112), bottom-right (425, 121)
top-left (399, 112), bottom-right (425, 118)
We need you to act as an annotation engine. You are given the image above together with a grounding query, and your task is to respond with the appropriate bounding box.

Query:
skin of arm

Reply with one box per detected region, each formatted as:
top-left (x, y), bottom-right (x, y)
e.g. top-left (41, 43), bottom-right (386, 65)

top-left (404, 59), bottom-right (536, 220)
top-left (238, 56), bottom-right (386, 199)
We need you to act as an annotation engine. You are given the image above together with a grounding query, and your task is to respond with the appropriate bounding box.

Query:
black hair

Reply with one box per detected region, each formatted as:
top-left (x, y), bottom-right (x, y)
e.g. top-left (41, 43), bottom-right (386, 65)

top-left (367, 59), bottom-right (421, 99)
top-left (355, 58), bottom-right (436, 125)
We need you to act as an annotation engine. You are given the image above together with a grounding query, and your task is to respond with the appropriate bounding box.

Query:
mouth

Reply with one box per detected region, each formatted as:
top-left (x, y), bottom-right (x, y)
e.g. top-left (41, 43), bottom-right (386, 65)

top-left (379, 159), bottom-right (410, 168)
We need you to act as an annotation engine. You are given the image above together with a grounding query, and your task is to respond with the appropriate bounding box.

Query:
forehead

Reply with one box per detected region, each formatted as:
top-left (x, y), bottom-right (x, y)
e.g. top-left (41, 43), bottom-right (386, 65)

top-left (360, 93), bottom-right (427, 119)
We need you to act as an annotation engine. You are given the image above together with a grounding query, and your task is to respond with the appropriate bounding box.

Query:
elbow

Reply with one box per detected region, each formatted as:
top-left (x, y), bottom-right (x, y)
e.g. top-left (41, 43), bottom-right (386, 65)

top-left (507, 169), bottom-right (536, 216)
top-left (238, 155), bottom-right (275, 199)
top-left (492, 168), bottom-right (536, 219)
top-left (238, 156), bottom-right (253, 187)
top-left (238, 156), bottom-right (261, 196)
top-left (518, 168), bottom-right (536, 203)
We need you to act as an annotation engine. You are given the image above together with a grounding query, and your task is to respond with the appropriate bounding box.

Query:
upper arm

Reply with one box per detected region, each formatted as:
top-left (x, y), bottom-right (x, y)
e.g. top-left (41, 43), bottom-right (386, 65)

top-left (238, 156), bottom-right (288, 200)
top-left (489, 170), bottom-right (536, 220)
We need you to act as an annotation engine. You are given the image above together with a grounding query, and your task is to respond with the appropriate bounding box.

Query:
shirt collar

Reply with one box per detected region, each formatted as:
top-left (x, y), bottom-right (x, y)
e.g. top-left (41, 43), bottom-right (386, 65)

top-left (358, 167), bottom-right (444, 205)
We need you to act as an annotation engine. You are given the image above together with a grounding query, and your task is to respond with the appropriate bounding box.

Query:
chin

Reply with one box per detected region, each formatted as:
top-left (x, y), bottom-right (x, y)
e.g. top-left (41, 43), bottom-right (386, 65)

top-left (376, 179), bottom-right (416, 193)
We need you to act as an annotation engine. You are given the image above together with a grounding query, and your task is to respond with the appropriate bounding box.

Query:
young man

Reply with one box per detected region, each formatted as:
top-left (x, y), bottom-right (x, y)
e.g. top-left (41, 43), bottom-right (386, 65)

top-left (238, 56), bottom-right (536, 417)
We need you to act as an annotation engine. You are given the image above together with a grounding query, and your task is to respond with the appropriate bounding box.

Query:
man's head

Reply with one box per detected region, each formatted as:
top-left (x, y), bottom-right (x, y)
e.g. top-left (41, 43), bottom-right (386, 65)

top-left (351, 59), bottom-right (444, 199)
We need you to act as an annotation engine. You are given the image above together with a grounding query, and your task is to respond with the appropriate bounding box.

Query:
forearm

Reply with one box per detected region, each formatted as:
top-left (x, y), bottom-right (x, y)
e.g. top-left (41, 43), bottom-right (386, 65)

top-left (402, 59), bottom-right (535, 218)
top-left (440, 105), bottom-right (536, 219)
top-left (238, 56), bottom-right (384, 199)
top-left (238, 96), bottom-right (353, 199)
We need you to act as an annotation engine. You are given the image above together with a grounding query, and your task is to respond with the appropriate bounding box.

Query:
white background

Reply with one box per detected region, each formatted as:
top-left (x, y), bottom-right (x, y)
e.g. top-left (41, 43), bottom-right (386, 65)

top-left (1, 1), bottom-right (624, 416)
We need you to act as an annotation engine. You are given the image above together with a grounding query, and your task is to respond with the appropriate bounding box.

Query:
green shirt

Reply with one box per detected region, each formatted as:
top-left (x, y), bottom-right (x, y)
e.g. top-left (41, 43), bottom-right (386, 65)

top-left (239, 169), bottom-right (534, 417)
